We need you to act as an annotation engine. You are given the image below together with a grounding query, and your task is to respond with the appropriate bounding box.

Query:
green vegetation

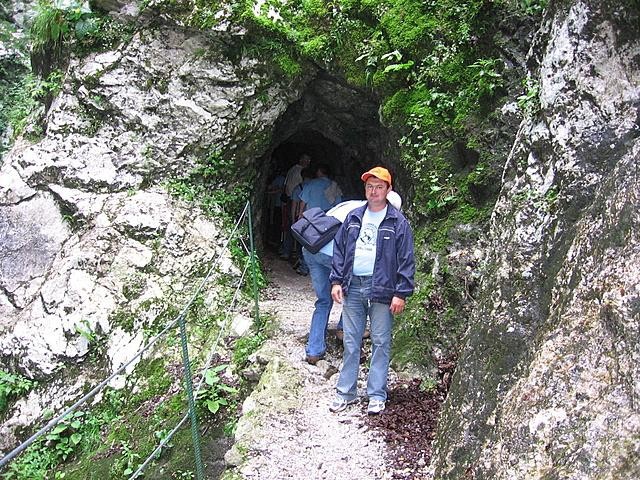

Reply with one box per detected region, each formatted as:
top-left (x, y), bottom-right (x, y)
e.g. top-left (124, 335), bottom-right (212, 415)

top-left (3, 352), bottom-right (237, 479)
top-left (518, 77), bottom-right (541, 116)
top-left (30, 0), bottom-right (133, 55)
top-left (2, 389), bottom-right (125, 479)
top-left (0, 1), bottom-right (134, 156)
top-left (197, 365), bottom-right (237, 414)
top-left (0, 69), bottom-right (64, 145)
top-left (167, 149), bottom-right (255, 223)
top-left (0, 371), bottom-right (36, 417)
top-left (3, 266), bottom-right (262, 478)
top-left (158, 0), bottom-right (512, 235)
top-left (73, 319), bottom-right (108, 361)
top-left (0, 20), bottom-right (29, 157)
top-left (43, 411), bottom-right (87, 461)
top-left (392, 267), bottom-right (468, 369)
top-left (232, 329), bottom-right (267, 369)
top-left (515, 0), bottom-right (548, 15)
top-left (152, 0), bottom-right (537, 374)
top-left (221, 0), bottom-right (507, 231)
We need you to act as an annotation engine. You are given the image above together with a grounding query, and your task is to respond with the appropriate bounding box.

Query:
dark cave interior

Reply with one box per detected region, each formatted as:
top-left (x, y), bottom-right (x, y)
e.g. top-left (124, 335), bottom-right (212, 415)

top-left (255, 73), bottom-right (400, 249)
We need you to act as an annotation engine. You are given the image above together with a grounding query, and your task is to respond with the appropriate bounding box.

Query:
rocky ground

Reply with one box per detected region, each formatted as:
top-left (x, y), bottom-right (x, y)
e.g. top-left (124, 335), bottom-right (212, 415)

top-left (224, 251), bottom-right (451, 480)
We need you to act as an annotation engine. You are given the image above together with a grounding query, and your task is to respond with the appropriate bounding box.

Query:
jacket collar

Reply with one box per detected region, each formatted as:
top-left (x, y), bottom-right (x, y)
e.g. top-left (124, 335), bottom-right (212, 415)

top-left (352, 202), bottom-right (400, 220)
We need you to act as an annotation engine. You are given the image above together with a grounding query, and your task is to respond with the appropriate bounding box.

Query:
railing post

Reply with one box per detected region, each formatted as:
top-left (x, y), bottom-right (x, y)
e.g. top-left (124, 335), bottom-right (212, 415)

top-left (177, 312), bottom-right (205, 480)
top-left (246, 201), bottom-right (261, 328)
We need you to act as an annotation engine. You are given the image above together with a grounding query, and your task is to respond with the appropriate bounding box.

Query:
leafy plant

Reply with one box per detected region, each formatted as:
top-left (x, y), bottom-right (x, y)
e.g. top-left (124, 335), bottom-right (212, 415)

top-left (422, 172), bottom-right (458, 214)
top-left (0, 370), bottom-right (36, 415)
top-left (232, 331), bottom-right (267, 369)
top-left (1, 443), bottom-right (56, 480)
top-left (30, 0), bottom-right (68, 53)
top-left (44, 411), bottom-right (86, 461)
top-left (154, 428), bottom-right (174, 449)
top-left (30, 0), bottom-right (97, 53)
top-left (119, 440), bottom-right (142, 477)
top-left (3, 389), bottom-right (127, 479)
top-left (3, 74), bottom-right (38, 139)
top-left (30, 0), bottom-right (131, 58)
top-left (467, 58), bottom-right (503, 97)
top-left (74, 319), bottom-right (97, 343)
top-left (518, 0), bottom-right (548, 15)
top-left (168, 149), bottom-right (254, 223)
top-left (517, 77), bottom-right (541, 115)
top-left (172, 470), bottom-right (195, 480)
top-left (419, 377), bottom-right (439, 393)
top-left (197, 365), bottom-right (237, 414)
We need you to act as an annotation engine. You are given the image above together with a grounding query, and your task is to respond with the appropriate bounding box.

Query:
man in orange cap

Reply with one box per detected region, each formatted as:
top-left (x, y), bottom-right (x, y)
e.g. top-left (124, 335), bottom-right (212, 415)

top-left (329, 166), bottom-right (415, 415)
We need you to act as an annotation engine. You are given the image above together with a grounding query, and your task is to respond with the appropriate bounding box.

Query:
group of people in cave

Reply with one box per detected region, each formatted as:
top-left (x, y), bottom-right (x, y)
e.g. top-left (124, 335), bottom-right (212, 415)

top-left (265, 153), bottom-right (415, 415)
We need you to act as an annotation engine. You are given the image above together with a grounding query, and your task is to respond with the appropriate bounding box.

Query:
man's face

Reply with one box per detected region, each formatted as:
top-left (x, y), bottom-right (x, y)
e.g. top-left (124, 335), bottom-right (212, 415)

top-left (365, 177), bottom-right (390, 211)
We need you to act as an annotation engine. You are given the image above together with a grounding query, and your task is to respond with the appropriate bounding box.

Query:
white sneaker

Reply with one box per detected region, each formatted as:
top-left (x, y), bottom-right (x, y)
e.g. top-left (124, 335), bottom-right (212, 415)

top-left (329, 395), bottom-right (358, 413)
top-left (367, 399), bottom-right (385, 415)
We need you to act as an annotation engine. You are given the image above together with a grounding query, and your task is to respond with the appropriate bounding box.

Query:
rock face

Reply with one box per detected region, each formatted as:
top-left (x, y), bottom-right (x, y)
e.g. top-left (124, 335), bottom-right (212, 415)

top-left (431, 1), bottom-right (640, 478)
top-left (0, 6), bottom-right (312, 451)
top-left (2, 0), bottom-right (638, 475)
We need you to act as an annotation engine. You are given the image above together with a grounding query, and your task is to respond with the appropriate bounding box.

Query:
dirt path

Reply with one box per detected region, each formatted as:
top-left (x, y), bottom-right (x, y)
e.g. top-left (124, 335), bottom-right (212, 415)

top-left (227, 251), bottom-right (397, 479)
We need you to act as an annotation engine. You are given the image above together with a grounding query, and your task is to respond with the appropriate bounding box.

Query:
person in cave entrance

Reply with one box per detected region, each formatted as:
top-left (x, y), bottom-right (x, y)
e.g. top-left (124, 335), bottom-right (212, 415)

top-left (266, 169), bottom-right (286, 247)
top-left (293, 163), bottom-right (343, 277)
top-left (289, 167), bottom-right (314, 275)
top-left (329, 167), bottom-right (415, 415)
top-left (297, 163), bottom-right (342, 215)
top-left (279, 153), bottom-right (311, 260)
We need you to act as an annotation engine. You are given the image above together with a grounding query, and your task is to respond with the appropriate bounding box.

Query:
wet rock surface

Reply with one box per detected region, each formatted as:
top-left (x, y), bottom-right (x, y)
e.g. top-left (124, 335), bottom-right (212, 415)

top-left (431, 1), bottom-right (640, 478)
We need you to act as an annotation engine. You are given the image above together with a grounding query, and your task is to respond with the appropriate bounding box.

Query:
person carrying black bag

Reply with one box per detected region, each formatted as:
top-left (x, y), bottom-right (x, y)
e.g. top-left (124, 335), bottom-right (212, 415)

top-left (329, 167), bottom-right (415, 415)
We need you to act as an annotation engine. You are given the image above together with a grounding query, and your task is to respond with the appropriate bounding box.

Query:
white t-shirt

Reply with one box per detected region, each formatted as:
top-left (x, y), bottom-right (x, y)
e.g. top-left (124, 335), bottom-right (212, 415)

top-left (284, 164), bottom-right (303, 197)
top-left (352, 206), bottom-right (387, 276)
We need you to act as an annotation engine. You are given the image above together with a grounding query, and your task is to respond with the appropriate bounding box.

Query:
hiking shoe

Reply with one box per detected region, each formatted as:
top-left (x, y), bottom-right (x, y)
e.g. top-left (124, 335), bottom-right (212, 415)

top-left (329, 395), bottom-right (358, 413)
top-left (305, 354), bottom-right (325, 365)
top-left (367, 399), bottom-right (386, 415)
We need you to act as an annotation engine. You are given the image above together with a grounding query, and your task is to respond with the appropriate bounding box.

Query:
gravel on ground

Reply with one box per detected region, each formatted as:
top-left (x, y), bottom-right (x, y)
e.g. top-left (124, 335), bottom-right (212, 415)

top-left (230, 251), bottom-right (450, 480)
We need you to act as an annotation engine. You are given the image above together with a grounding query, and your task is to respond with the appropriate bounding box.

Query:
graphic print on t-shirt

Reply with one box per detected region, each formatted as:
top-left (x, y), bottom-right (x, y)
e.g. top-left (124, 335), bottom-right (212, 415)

top-left (357, 223), bottom-right (378, 249)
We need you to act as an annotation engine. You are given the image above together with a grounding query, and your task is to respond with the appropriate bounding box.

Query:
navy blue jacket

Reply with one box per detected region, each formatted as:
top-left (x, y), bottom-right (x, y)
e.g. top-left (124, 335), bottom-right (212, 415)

top-left (329, 203), bottom-right (415, 305)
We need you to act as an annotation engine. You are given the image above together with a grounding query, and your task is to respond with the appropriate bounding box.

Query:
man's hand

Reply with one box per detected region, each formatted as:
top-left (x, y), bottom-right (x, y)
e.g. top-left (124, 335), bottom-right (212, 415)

top-left (389, 296), bottom-right (405, 315)
top-left (331, 284), bottom-right (343, 304)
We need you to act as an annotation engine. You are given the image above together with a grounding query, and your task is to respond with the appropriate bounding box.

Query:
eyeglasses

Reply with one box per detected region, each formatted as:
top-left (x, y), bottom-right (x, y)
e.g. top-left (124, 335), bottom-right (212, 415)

top-left (365, 184), bottom-right (387, 192)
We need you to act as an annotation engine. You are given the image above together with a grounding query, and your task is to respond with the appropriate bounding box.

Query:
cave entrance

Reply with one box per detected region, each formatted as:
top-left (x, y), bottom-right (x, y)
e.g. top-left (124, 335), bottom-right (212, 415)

top-left (256, 72), bottom-right (397, 254)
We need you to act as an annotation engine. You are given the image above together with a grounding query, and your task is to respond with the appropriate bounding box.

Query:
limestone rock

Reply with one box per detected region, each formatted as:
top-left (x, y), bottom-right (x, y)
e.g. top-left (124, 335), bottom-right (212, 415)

top-left (0, 192), bottom-right (70, 312)
top-left (225, 347), bottom-right (304, 468)
top-left (432, 2), bottom-right (640, 478)
top-left (0, 4), bottom-right (311, 453)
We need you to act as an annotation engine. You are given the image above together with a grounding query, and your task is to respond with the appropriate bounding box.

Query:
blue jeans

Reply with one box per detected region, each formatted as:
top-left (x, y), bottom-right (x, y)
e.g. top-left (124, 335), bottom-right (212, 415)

top-left (303, 249), bottom-right (333, 357)
top-left (336, 276), bottom-right (393, 402)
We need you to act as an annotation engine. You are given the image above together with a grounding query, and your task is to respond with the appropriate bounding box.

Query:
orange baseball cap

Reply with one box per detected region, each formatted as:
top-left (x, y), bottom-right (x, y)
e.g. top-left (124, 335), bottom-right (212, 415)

top-left (361, 166), bottom-right (392, 186)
